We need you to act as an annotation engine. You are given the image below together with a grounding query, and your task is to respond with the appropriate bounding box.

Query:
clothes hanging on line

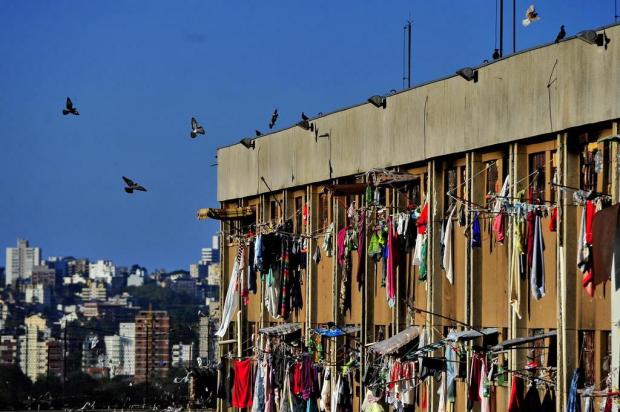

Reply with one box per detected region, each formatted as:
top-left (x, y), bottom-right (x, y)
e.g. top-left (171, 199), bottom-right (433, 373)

top-left (530, 212), bottom-right (546, 300)
top-left (216, 247), bottom-right (243, 337)
top-left (232, 358), bottom-right (253, 408)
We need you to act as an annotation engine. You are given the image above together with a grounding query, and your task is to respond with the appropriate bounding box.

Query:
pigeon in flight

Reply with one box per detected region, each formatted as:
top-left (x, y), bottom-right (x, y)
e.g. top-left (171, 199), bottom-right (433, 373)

top-left (269, 109), bottom-right (278, 129)
top-left (555, 25), bottom-right (566, 43)
top-left (62, 97), bottom-right (80, 115)
top-left (522, 5), bottom-right (540, 27)
top-left (122, 176), bottom-right (147, 193)
top-left (190, 117), bottom-right (205, 138)
top-left (255, 130), bottom-right (262, 137)
top-left (301, 112), bottom-right (309, 121)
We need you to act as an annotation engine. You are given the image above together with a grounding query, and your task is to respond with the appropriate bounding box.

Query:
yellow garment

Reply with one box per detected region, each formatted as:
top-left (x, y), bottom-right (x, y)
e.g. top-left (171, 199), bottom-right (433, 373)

top-left (509, 215), bottom-right (523, 319)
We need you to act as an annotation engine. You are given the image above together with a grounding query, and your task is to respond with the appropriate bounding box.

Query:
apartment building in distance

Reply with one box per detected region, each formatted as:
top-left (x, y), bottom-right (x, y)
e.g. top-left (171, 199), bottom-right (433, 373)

top-left (212, 23), bottom-right (620, 412)
top-left (134, 310), bottom-right (170, 382)
top-left (5, 239), bottom-right (41, 287)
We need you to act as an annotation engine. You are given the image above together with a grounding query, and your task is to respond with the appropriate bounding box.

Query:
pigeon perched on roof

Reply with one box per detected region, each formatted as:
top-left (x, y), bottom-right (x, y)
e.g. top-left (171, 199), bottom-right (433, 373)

top-left (522, 5), bottom-right (540, 27)
top-left (269, 109), bottom-right (278, 129)
top-left (255, 130), bottom-right (262, 137)
top-left (122, 176), bottom-right (147, 193)
top-left (492, 49), bottom-right (500, 60)
top-left (555, 25), bottom-right (566, 43)
top-left (190, 117), bottom-right (205, 138)
top-left (62, 97), bottom-right (79, 115)
top-left (301, 112), bottom-right (309, 121)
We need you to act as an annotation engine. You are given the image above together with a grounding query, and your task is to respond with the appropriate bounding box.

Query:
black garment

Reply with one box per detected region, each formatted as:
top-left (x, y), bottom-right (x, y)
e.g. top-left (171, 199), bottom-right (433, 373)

top-left (226, 361), bottom-right (235, 406)
top-left (541, 388), bottom-right (555, 412)
top-left (420, 357), bottom-right (446, 381)
top-left (338, 374), bottom-right (353, 412)
top-left (262, 233), bottom-right (282, 270)
top-left (248, 240), bottom-right (257, 294)
top-left (216, 360), bottom-right (227, 399)
top-left (524, 384), bottom-right (542, 411)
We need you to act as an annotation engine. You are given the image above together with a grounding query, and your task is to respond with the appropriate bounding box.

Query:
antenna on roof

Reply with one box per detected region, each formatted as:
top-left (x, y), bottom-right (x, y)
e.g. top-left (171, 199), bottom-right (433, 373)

top-left (402, 17), bottom-right (412, 89)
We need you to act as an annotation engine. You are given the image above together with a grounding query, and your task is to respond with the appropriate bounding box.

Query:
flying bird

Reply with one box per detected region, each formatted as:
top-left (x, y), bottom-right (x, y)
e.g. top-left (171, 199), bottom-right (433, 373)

top-left (122, 176), bottom-right (147, 193)
top-left (190, 117), bottom-right (205, 138)
top-left (255, 130), bottom-right (262, 137)
top-left (301, 112), bottom-right (309, 121)
top-left (522, 5), bottom-right (540, 27)
top-left (62, 97), bottom-right (79, 115)
top-left (269, 109), bottom-right (278, 129)
top-left (555, 25), bottom-right (566, 43)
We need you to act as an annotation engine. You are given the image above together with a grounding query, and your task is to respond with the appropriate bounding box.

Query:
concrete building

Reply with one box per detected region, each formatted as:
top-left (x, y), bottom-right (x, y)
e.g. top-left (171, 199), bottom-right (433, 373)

top-left (81, 333), bottom-right (104, 375)
top-left (198, 316), bottom-right (216, 360)
top-left (79, 281), bottom-right (107, 301)
top-left (88, 260), bottom-right (115, 284)
top-left (18, 314), bottom-right (49, 382)
top-left (127, 267), bottom-right (146, 287)
top-left (24, 283), bottom-right (52, 307)
top-left (171, 342), bottom-right (194, 367)
top-left (46, 339), bottom-right (63, 378)
top-left (201, 236), bottom-right (220, 265)
top-left (0, 335), bottom-right (18, 366)
top-left (104, 335), bottom-right (122, 377)
top-left (213, 24), bottom-right (620, 412)
top-left (119, 322), bottom-right (135, 375)
top-left (31, 265), bottom-right (56, 289)
top-left (134, 310), bottom-right (170, 382)
top-left (5, 239), bottom-right (41, 287)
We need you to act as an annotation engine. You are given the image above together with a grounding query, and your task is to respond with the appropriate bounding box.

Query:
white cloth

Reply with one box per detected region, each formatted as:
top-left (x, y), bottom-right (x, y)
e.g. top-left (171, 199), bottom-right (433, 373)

top-left (479, 358), bottom-right (490, 412)
top-left (442, 207), bottom-right (456, 284)
top-left (530, 214), bottom-right (546, 300)
top-left (323, 222), bottom-right (334, 257)
top-left (320, 369), bottom-right (331, 412)
top-left (437, 371), bottom-right (447, 412)
top-left (413, 233), bottom-right (425, 266)
top-left (331, 373), bottom-right (341, 412)
top-left (264, 267), bottom-right (280, 318)
top-left (215, 250), bottom-right (243, 337)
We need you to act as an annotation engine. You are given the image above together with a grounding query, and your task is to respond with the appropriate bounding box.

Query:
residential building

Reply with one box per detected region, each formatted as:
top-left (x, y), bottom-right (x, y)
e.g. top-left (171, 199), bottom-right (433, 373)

top-left (212, 24), bottom-right (620, 412)
top-left (67, 258), bottom-right (89, 277)
top-left (79, 281), bottom-right (107, 301)
top-left (0, 335), bottom-right (18, 366)
top-left (198, 316), bottom-right (216, 360)
top-left (31, 265), bottom-right (56, 289)
top-left (81, 333), bottom-right (104, 375)
top-left (47, 339), bottom-right (63, 378)
top-left (45, 256), bottom-right (68, 278)
top-left (18, 314), bottom-right (49, 382)
top-left (88, 260), bottom-right (115, 284)
top-left (24, 283), bottom-right (52, 307)
top-left (189, 263), bottom-right (209, 279)
top-left (119, 322), bottom-right (135, 375)
top-left (5, 239), bottom-right (41, 287)
top-left (104, 335), bottom-right (122, 377)
top-left (127, 266), bottom-right (146, 287)
top-left (167, 276), bottom-right (198, 298)
top-left (134, 310), bottom-right (170, 382)
top-left (201, 236), bottom-right (220, 264)
top-left (171, 342), bottom-right (194, 367)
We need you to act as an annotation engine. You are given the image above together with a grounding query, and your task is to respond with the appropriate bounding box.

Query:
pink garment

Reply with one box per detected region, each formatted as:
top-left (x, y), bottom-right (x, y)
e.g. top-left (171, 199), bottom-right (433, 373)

top-left (417, 203), bottom-right (429, 234)
top-left (479, 358), bottom-right (489, 412)
top-left (337, 227), bottom-right (347, 267)
top-left (386, 217), bottom-right (396, 307)
top-left (492, 212), bottom-right (505, 243)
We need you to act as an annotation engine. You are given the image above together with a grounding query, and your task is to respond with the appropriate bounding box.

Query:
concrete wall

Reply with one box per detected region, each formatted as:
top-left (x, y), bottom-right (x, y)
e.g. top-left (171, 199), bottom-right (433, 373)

top-left (218, 24), bottom-right (620, 202)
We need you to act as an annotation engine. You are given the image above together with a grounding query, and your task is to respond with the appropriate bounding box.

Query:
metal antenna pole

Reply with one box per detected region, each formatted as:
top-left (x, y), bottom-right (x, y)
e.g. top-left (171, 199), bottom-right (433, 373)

top-left (513, 0), bottom-right (516, 53)
top-left (407, 20), bottom-right (412, 88)
top-left (500, 0), bottom-right (504, 56)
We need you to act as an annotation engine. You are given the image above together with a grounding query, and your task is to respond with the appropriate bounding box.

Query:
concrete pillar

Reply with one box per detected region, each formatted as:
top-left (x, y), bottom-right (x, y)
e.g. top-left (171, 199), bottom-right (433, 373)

top-left (610, 121), bottom-right (620, 409)
top-left (469, 152), bottom-right (484, 329)
top-left (557, 132), bottom-right (580, 411)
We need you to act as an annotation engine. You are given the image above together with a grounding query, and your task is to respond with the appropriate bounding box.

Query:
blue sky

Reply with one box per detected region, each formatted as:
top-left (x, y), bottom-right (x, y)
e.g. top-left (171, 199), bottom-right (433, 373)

top-left (0, 1), bottom-right (613, 271)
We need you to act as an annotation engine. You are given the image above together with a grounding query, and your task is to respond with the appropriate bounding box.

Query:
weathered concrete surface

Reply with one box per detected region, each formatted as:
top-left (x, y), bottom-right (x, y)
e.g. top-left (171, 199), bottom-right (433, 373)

top-left (218, 24), bottom-right (620, 202)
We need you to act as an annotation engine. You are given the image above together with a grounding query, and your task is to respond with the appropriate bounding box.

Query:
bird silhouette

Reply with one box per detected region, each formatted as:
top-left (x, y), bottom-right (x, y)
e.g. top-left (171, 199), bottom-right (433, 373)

top-left (301, 112), bottom-right (309, 121)
top-left (269, 109), bottom-right (278, 129)
top-left (190, 117), bottom-right (205, 138)
top-left (522, 5), bottom-right (540, 27)
top-left (122, 176), bottom-right (147, 193)
top-left (255, 130), bottom-right (262, 137)
top-left (492, 49), bottom-right (500, 59)
top-left (62, 97), bottom-right (79, 115)
top-left (555, 25), bottom-right (566, 43)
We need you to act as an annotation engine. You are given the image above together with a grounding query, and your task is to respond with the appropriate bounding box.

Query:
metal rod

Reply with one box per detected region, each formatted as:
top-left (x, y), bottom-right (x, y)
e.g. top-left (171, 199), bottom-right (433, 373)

top-left (500, 0), bottom-right (504, 56)
top-left (513, 0), bottom-right (516, 53)
top-left (407, 20), bottom-right (412, 88)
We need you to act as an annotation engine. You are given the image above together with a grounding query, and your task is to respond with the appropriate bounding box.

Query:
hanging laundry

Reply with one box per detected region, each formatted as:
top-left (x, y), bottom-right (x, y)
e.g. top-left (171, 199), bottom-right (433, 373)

top-left (592, 204), bottom-right (620, 289)
top-left (471, 212), bottom-right (482, 248)
top-left (419, 235), bottom-right (428, 280)
top-left (323, 223), bottom-right (334, 257)
top-left (530, 212), bottom-right (546, 300)
top-left (215, 248), bottom-right (243, 337)
top-left (443, 206), bottom-right (456, 284)
top-left (479, 357), bottom-right (490, 412)
top-left (255, 234), bottom-right (264, 272)
top-left (365, 186), bottom-right (373, 205)
top-left (248, 239), bottom-right (257, 294)
top-left (524, 384), bottom-right (541, 410)
top-left (446, 344), bottom-right (458, 402)
top-left (232, 358), bottom-right (253, 408)
top-left (549, 207), bottom-right (558, 232)
top-left (458, 203), bottom-right (467, 227)
top-left (386, 216), bottom-right (397, 307)
top-left (526, 211), bottom-right (536, 274)
top-left (416, 202), bottom-right (429, 234)
top-left (251, 361), bottom-right (265, 412)
top-left (356, 210), bottom-right (366, 290)
top-left (467, 353), bottom-right (482, 408)
top-left (313, 244), bottom-right (322, 264)
top-left (264, 267), bottom-right (280, 318)
top-left (541, 388), bottom-right (555, 412)
top-left (577, 206), bottom-right (594, 298)
top-left (566, 368), bottom-right (582, 412)
top-left (492, 212), bottom-right (505, 243)
top-left (361, 389), bottom-right (385, 412)
top-left (320, 369), bottom-right (331, 412)
top-left (507, 376), bottom-right (525, 412)
top-left (278, 240), bottom-right (291, 319)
